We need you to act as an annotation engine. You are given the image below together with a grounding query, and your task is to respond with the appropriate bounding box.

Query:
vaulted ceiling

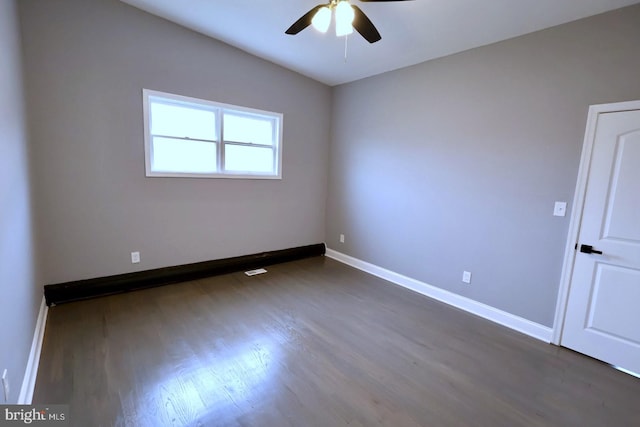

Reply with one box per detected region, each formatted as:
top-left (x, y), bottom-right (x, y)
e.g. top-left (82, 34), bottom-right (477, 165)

top-left (121, 0), bottom-right (640, 86)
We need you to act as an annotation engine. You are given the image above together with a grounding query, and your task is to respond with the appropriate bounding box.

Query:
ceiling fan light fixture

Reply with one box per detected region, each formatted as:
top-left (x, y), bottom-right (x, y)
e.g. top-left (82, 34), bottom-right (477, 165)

top-left (335, 0), bottom-right (355, 37)
top-left (311, 6), bottom-right (331, 33)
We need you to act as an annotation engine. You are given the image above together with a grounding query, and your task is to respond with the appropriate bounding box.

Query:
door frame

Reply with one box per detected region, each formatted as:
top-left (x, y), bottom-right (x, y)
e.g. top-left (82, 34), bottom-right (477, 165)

top-left (552, 99), bottom-right (640, 345)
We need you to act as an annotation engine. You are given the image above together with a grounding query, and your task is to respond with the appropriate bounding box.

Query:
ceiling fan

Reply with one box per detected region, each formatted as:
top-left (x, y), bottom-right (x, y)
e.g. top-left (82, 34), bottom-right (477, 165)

top-left (285, 0), bottom-right (413, 44)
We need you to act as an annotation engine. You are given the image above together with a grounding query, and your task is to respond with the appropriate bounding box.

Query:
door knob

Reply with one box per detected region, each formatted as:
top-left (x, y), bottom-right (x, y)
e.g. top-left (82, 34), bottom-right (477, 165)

top-left (580, 244), bottom-right (603, 255)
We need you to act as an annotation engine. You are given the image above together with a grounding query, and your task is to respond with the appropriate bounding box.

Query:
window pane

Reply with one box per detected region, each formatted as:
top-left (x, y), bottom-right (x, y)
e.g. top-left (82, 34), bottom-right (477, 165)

top-left (150, 101), bottom-right (216, 141)
top-left (152, 137), bottom-right (217, 173)
top-left (224, 113), bottom-right (273, 146)
top-left (224, 145), bottom-right (274, 174)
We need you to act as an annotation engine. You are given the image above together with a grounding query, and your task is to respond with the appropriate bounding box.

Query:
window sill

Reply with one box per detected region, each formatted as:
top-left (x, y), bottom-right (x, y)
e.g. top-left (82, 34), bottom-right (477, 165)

top-left (145, 171), bottom-right (282, 180)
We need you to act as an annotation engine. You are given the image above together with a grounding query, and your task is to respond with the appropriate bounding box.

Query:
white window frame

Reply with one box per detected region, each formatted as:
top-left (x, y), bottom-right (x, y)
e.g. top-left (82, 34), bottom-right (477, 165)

top-left (142, 89), bottom-right (283, 179)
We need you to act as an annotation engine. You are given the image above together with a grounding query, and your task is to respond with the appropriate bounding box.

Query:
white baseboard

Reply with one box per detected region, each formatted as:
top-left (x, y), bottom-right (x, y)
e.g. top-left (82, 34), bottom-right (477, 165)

top-left (18, 296), bottom-right (48, 404)
top-left (325, 249), bottom-right (553, 343)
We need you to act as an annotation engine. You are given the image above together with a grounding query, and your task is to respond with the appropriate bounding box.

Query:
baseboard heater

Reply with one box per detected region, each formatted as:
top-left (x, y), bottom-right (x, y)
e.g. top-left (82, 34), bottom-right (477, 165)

top-left (44, 243), bottom-right (325, 306)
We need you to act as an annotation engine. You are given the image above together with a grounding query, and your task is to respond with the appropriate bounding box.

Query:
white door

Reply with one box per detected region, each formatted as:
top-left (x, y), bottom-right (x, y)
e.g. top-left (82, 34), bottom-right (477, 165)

top-left (561, 107), bottom-right (640, 374)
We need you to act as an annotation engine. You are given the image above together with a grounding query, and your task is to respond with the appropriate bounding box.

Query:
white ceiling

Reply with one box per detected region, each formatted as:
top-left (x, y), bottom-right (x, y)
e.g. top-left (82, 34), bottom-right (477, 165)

top-left (121, 0), bottom-right (639, 86)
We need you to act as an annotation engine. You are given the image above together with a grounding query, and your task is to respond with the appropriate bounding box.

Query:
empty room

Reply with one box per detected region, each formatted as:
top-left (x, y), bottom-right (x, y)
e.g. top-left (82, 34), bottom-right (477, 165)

top-left (1, 0), bottom-right (640, 425)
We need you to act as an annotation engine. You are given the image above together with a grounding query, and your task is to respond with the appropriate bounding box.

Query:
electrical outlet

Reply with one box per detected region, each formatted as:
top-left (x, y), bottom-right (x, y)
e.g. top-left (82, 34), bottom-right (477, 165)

top-left (2, 369), bottom-right (9, 402)
top-left (462, 271), bottom-right (472, 284)
top-left (131, 251), bottom-right (140, 264)
top-left (339, 234), bottom-right (345, 243)
top-left (553, 201), bottom-right (567, 217)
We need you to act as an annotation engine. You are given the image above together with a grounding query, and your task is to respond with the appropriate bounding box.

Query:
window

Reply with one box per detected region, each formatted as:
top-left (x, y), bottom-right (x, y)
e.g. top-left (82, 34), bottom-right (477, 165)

top-left (143, 89), bottom-right (282, 179)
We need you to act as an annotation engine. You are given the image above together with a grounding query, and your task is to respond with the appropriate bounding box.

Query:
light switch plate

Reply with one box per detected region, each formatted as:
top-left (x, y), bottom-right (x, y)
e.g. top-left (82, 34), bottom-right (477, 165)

top-left (553, 201), bottom-right (567, 217)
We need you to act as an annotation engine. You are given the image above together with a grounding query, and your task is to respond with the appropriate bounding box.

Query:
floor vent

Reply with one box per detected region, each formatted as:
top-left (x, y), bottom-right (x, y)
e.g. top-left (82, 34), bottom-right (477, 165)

top-left (245, 268), bottom-right (268, 276)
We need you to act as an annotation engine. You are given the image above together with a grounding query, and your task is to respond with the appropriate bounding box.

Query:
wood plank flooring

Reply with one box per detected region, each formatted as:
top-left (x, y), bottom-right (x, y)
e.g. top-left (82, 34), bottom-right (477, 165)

top-left (33, 256), bottom-right (640, 426)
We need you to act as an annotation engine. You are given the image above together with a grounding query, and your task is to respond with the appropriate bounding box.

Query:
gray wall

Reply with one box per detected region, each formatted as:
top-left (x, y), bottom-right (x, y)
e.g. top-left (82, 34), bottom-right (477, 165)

top-left (18, 0), bottom-right (331, 284)
top-left (0, 0), bottom-right (42, 404)
top-left (326, 4), bottom-right (640, 327)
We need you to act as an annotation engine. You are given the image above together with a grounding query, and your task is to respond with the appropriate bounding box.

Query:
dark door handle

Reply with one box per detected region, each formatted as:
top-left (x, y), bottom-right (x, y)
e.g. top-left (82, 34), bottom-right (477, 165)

top-left (580, 244), bottom-right (603, 255)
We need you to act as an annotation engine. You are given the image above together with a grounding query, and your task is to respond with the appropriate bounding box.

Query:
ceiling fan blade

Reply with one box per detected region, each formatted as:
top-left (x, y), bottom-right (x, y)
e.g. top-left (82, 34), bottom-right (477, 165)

top-left (285, 5), bottom-right (324, 35)
top-left (352, 5), bottom-right (382, 43)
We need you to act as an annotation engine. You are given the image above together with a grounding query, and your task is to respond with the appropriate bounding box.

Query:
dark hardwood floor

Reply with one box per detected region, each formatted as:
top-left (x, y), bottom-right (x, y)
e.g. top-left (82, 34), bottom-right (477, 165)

top-left (34, 256), bottom-right (640, 426)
